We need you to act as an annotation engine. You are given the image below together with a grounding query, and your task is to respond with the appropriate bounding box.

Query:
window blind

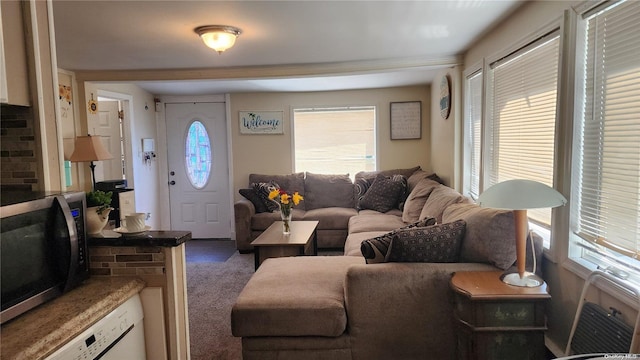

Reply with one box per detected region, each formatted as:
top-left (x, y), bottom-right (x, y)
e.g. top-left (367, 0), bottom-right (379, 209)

top-left (466, 71), bottom-right (483, 200)
top-left (487, 32), bottom-right (560, 226)
top-left (575, 0), bottom-right (640, 258)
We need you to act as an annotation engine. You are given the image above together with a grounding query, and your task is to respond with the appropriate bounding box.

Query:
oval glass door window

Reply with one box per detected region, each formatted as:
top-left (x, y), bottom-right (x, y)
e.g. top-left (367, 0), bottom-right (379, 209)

top-left (185, 120), bottom-right (212, 189)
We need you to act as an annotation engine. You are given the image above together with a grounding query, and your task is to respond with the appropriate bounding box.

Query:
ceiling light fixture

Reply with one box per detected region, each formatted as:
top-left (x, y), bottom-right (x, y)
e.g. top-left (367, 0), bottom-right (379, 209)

top-left (194, 25), bottom-right (242, 54)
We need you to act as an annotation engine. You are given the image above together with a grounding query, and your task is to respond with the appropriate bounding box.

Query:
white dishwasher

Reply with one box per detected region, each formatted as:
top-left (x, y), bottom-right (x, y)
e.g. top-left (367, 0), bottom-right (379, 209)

top-left (45, 294), bottom-right (146, 360)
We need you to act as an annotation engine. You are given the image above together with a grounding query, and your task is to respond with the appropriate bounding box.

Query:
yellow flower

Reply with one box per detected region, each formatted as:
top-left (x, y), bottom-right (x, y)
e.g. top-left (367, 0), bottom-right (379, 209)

top-left (281, 193), bottom-right (290, 204)
top-left (292, 192), bottom-right (303, 205)
top-left (268, 189), bottom-right (280, 200)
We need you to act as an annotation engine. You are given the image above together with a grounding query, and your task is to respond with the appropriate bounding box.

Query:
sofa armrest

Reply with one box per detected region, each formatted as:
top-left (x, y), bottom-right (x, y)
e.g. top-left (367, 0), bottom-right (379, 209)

top-left (235, 198), bottom-right (256, 252)
top-left (344, 262), bottom-right (497, 360)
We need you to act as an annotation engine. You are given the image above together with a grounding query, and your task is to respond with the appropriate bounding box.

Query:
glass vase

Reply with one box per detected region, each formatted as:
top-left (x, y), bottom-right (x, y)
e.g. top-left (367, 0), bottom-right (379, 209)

top-left (280, 211), bottom-right (292, 234)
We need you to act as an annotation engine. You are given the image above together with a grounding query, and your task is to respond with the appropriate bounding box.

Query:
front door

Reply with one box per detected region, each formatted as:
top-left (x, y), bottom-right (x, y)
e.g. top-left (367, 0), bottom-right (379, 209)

top-left (165, 102), bottom-right (231, 239)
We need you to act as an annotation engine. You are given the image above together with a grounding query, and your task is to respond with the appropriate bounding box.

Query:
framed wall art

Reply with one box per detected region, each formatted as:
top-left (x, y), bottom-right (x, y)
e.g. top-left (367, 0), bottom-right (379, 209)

top-left (390, 101), bottom-right (421, 140)
top-left (239, 111), bottom-right (284, 134)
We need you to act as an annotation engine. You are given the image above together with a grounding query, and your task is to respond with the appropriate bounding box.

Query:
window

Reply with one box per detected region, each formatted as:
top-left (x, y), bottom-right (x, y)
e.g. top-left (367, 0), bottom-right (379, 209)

top-left (464, 70), bottom-right (483, 200)
top-left (293, 106), bottom-right (376, 176)
top-left (571, 0), bottom-right (640, 275)
top-left (486, 31), bottom-right (560, 232)
top-left (185, 120), bottom-right (212, 189)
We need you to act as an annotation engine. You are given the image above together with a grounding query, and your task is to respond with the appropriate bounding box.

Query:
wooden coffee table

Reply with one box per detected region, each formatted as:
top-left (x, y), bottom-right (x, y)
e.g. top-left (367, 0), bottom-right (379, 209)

top-left (251, 220), bottom-right (319, 270)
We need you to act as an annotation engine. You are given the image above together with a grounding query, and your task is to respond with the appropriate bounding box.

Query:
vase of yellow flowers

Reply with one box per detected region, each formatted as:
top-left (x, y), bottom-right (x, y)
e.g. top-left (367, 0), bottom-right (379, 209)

top-left (269, 189), bottom-right (304, 234)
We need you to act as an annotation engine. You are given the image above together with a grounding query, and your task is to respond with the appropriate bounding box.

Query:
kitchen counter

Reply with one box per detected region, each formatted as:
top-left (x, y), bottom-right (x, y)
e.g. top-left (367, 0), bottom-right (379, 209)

top-left (0, 276), bottom-right (145, 360)
top-left (89, 229), bottom-right (191, 247)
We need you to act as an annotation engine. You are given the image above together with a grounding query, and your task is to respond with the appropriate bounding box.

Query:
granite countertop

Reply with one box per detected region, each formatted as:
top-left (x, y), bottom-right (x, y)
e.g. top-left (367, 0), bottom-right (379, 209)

top-left (1, 277), bottom-right (146, 360)
top-left (89, 229), bottom-right (191, 247)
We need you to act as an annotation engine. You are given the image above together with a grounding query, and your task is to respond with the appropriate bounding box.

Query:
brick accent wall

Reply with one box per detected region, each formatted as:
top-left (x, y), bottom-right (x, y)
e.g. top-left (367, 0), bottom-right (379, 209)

top-left (1, 104), bottom-right (38, 190)
top-left (89, 246), bottom-right (166, 276)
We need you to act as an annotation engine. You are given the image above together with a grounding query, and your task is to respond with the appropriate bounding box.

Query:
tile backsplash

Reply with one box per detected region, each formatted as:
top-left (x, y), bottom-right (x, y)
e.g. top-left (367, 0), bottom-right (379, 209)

top-left (89, 246), bottom-right (166, 276)
top-left (1, 104), bottom-right (38, 190)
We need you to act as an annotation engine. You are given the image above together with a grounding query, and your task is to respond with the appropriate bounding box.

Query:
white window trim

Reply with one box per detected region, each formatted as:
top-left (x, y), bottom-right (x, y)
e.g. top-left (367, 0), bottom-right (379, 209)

top-left (462, 61), bottom-right (484, 201)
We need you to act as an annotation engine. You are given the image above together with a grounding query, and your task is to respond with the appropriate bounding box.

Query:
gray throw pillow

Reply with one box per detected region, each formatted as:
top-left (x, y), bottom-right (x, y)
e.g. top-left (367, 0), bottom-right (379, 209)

top-left (358, 174), bottom-right (406, 213)
top-left (385, 220), bottom-right (466, 263)
top-left (360, 217), bottom-right (436, 264)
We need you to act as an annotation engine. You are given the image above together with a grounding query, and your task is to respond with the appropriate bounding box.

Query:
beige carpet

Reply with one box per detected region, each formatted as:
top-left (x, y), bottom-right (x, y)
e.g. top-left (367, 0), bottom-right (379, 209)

top-left (187, 252), bottom-right (254, 360)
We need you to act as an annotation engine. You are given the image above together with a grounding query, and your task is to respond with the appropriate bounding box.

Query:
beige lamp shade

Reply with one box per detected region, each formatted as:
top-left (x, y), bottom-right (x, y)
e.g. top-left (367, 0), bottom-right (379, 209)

top-left (69, 135), bottom-right (113, 162)
top-left (477, 179), bottom-right (566, 287)
top-left (69, 135), bottom-right (113, 189)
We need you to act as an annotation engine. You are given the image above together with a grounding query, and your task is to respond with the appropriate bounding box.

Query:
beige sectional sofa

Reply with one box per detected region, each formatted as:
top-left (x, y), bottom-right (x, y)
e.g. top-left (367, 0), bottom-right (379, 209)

top-left (232, 167), bottom-right (540, 359)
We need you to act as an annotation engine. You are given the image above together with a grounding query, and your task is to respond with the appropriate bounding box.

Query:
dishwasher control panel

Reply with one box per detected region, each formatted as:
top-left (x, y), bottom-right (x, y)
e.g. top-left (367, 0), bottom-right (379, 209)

top-left (45, 295), bottom-right (144, 360)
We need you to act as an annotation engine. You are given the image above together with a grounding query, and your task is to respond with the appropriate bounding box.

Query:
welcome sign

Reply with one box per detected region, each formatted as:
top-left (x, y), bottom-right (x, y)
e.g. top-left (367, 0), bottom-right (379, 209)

top-left (239, 111), bottom-right (284, 134)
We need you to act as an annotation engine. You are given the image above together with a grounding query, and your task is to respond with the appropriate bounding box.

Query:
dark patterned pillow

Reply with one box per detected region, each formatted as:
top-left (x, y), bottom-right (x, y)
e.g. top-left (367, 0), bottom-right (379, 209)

top-left (391, 174), bottom-right (409, 210)
top-left (385, 220), bottom-right (466, 263)
top-left (354, 177), bottom-right (374, 209)
top-left (360, 217), bottom-right (436, 264)
top-left (252, 181), bottom-right (280, 212)
top-left (358, 174), bottom-right (406, 213)
top-left (239, 188), bottom-right (269, 213)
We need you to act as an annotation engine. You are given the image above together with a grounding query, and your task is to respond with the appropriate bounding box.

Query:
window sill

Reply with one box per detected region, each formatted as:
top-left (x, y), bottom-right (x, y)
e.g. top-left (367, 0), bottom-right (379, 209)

top-left (561, 257), bottom-right (640, 309)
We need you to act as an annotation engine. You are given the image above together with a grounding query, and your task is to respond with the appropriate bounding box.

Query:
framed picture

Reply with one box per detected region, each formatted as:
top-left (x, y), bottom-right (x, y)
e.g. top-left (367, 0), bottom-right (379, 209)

top-left (239, 111), bottom-right (284, 134)
top-left (390, 101), bottom-right (421, 140)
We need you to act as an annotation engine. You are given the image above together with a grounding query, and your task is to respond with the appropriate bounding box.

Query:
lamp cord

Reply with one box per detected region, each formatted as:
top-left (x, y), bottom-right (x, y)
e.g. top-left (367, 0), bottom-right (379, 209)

top-left (529, 229), bottom-right (537, 275)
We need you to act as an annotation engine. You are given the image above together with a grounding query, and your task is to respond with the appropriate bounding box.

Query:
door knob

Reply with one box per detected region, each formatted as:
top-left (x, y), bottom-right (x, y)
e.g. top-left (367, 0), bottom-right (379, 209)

top-left (169, 180), bottom-right (176, 185)
top-left (170, 171), bottom-right (175, 176)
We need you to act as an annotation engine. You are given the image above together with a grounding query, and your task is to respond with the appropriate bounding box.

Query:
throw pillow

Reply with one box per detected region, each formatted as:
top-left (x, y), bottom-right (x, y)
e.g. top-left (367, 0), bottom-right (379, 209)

top-left (252, 181), bottom-right (280, 212)
top-left (360, 217), bottom-right (436, 264)
top-left (419, 185), bottom-right (466, 223)
top-left (401, 178), bottom-right (441, 223)
top-left (358, 174), bottom-right (406, 213)
top-left (442, 202), bottom-right (517, 270)
top-left (385, 219), bottom-right (466, 263)
top-left (354, 177), bottom-right (374, 209)
top-left (238, 188), bottom-right (269, 213)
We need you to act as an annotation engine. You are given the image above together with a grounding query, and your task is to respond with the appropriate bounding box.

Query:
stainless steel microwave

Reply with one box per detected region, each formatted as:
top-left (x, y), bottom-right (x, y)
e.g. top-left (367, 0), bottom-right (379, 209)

top-left (0, 191), bottom-right (89, 324)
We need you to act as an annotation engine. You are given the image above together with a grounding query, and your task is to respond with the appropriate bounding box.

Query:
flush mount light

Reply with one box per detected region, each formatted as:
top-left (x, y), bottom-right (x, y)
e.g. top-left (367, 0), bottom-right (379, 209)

top-left (194, 25), bottom-right (242, 54)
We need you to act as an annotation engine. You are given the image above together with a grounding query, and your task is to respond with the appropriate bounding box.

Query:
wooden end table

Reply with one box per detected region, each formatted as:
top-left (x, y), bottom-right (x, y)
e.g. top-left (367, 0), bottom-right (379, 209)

top-left (450, 271), bottom-right (551, 360)
top-left (251, 220), bottom-right (318, 270)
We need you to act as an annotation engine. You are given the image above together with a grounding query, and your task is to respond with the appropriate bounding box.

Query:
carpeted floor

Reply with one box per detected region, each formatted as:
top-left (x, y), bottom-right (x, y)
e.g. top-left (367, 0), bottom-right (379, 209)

top-left (187, 251), bottom-right (253, 360)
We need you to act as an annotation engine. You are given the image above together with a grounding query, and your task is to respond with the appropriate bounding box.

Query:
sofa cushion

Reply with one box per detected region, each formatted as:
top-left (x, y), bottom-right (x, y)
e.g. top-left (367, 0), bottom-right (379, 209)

top-left (385, 220), bottom-right (466, 263)
top-left (420, 185), bottom-right (466, 223)
top-left (252, 181), bottom-right (280, 212)
top-left (348, 214), bottom-right (406, 234)
top-left (239, 188), bottom-right (269, 213)
top-left (358, 174), bottom-right (406, 213)
top-left (442, 202), bottom-right (517, 270)
top-left (402, 178), bottom-right (441, 223)
top-left (360, 217), bottom-right (437, 264)
top-left (303, 207), bottom-right (358, 230)
top-left (304, 173), bottom-right (355, 210)
top-left (231, 256), bottom-right (365, 337)
top-left (354, 166), bottom-right (421, 182)
top-left (249, 173), bottom-right (306, 210)
top-left (406, 170), bottom-right (444, 192)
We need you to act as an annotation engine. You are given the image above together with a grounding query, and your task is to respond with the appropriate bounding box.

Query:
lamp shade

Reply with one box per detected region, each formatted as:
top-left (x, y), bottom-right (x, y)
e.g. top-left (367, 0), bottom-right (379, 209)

top-left (477, 179), bottom-right (566, 210)
top-left (69, 135), bottom-right (113, 162)
top-left (194, 25), bottom-right (242, 54)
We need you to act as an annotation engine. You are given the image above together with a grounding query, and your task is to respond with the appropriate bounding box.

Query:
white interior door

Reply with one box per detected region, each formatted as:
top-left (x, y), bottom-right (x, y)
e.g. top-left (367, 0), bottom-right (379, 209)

top-left (166, 102), bottom-right (231, 239)
top-left (90, 100), bottom-right (122, 181)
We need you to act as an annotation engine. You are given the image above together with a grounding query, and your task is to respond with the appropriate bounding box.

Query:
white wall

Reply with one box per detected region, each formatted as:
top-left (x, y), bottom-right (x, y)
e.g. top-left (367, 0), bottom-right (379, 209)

top-left (229, 85), bottom-right (431, 200)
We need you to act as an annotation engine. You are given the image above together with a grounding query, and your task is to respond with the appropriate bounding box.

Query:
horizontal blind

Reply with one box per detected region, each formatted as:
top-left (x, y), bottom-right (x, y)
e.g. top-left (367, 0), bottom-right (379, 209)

top-left (466, 71), bottom-right (483, 200)
top-left (487, 32), bottom-right (560, 226)
top-left (576, 0), bottom-right (640, 257)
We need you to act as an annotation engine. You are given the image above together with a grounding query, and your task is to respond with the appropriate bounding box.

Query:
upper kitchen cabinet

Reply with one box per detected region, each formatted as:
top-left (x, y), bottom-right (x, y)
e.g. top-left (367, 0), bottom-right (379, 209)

top-left (0, 1), bottom-right (30, 106)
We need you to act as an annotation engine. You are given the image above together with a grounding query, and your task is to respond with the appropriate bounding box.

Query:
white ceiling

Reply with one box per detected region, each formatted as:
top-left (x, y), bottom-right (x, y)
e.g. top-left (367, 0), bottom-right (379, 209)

top-left (52, 0), bottom-right (523, 95)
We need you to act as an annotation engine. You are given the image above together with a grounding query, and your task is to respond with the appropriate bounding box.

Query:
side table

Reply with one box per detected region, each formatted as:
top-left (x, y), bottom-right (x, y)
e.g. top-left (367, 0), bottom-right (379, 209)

top-left (450, 271), bottom-right (551, 360)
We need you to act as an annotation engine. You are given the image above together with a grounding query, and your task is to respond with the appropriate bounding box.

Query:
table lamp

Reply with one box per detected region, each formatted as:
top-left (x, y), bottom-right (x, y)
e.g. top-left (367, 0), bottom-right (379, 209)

top-left (477, 179), bottom-right (566, 287)
top-left (69, 135), bottom-right (113, 189)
